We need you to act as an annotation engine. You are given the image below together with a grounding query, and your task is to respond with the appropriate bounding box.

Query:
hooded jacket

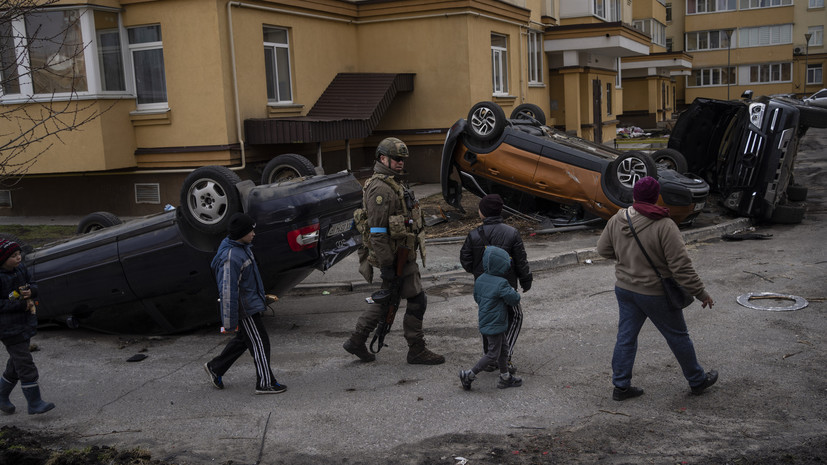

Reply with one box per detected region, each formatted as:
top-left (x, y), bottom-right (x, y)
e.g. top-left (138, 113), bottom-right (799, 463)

top-left (473, 246), bottom-right (521, 335)
top-left (0, 263), bottom-right (37, 343)
top-left (211, 237), bottom-right (267, 330)
top-left (596, 207), bottom-right (709, 300)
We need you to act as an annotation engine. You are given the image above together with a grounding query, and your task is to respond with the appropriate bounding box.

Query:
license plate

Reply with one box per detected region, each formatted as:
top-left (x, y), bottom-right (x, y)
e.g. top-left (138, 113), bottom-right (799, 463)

top-left (693, 202), bottom-right (705, 211)
top-left (327, 219), bottom-right (353, 237)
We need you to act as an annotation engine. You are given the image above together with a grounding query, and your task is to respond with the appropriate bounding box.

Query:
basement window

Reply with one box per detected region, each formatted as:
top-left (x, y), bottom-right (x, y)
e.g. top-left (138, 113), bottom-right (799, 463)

top-left (0, 191), bottom-right (11, 208)
top-left (135, 183), bottom-right (160, 204)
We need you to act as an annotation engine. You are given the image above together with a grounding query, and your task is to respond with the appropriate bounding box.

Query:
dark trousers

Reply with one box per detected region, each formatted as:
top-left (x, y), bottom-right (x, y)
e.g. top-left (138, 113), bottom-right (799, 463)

top-left (208, 313), bottom-right (276, 389)
top-left (472, 332), bottom-right (509, 375)
top-left (482, 303), bottom-right (522, 360)
top-left (3, 338), bottom-right (38, 384)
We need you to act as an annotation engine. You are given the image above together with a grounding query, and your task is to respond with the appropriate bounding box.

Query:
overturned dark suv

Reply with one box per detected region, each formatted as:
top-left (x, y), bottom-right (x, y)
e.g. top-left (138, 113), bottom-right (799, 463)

top-left (666, 92), bottom-right (827, 223)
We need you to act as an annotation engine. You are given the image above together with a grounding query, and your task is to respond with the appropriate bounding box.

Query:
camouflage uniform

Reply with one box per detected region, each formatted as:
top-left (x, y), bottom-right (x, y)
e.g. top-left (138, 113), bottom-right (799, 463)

top-left (344, 138), bottom-right (444, 365)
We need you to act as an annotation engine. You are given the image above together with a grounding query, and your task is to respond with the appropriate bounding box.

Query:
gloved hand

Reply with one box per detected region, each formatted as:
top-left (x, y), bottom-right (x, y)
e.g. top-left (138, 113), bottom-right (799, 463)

top-left (380, 266), bottom-right (396, 281)
top-left (519, 274), bottom-right (533, 293)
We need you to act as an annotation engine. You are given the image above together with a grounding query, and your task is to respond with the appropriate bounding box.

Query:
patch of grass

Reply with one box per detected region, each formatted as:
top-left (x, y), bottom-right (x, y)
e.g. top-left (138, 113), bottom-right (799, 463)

top-left (0, 225), bottom-right (77, 249)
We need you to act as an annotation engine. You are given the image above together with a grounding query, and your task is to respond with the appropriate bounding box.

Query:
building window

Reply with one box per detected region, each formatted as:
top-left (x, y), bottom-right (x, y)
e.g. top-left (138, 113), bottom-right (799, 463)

top-left (739, 24), bottom-right (792, 48)
top-left (0, 21), bottom-right (21, 95)
top-left (128, 25), bottom-right (167, 110)
top-left (633, 19), bottom-right (667, 47)
top-left (739, 0), bottom-right (792, 8)
top-left (688, 67), bottom-right (736, 87)
top-left (686, 29), bottom-right (734, 51)
top-left (96, 11), bottom-right (126, 92)
top-left (0, 191), bottom-right (11, 208)
top-left (594, 0), bottom-right (621, 21)
top-left (807, 64), bottom-right (823, 85)
top-left (687, 0), bottom-right (736, 13)
top-left (810, 0), bottom-right (825, 7)
top-left (26, 10), bottom-right (88, 94)
top-left (808, 26), bottom-right (823, 47)
top-left (491, 33), bottom-right (508, 95)
top-left (263, 26), bottom-right (292, 104)
top-left (666, 3), bottom-right (673, 22)
top-left (527, 31), bottom-right (543, 85)
top-left (666, 37), bottom-right (673, 52)
top-left (606, 83), bottom-right (612, 115)
top-left (748, 62), bottom-right (791, 84)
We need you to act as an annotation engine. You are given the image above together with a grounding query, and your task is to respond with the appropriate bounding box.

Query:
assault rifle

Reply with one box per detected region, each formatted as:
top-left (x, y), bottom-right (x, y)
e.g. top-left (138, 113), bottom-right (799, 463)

top-left (369, 246), bottom-right (410, 354)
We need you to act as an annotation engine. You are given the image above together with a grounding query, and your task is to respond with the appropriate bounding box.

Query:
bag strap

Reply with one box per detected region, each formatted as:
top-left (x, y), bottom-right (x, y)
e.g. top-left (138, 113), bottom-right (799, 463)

top-left (476, 225), bottom-right (491, 246)
top-left (625, 210), bottom-right (663, 279)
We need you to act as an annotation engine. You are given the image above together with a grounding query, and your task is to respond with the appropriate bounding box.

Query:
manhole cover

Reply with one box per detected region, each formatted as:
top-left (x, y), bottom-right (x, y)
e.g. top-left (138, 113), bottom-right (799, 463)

top-left (736, 292), bottom-right (808, 312)
top-left (427, 282), bottom-right (474, 298)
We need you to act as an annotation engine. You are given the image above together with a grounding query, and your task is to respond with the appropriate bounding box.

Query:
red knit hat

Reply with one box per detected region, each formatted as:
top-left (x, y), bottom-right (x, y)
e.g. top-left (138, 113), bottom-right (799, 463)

top-left (633, 176), bottom-right (660, 204)
top-left (0, 239), bottom-right (21, 265)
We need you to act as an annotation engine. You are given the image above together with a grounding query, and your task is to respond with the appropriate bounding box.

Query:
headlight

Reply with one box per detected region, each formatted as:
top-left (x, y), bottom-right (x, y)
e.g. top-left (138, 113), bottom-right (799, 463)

top-left (724, 191), bottom-right (743, 209)
top-left (748, 103), bottom-right (765, 129)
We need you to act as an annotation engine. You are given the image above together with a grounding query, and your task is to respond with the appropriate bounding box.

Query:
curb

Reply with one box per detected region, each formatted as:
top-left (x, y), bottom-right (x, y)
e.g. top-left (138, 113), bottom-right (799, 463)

top-left (288, 217), bottom-right (753, 296)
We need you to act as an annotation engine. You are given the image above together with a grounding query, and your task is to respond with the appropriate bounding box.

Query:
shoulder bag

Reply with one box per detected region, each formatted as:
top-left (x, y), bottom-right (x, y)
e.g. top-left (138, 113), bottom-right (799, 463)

top-left (625, 210), bottom-right (694, 310)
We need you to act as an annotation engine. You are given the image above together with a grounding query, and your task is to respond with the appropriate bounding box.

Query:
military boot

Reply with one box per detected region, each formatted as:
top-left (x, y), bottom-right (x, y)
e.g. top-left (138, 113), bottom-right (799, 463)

top-left (407, 341), bottom-right (445, 365)
top-left (343, 333), bottom-right (376, 362)
top-left (0, 376), bottom-right (16, 414)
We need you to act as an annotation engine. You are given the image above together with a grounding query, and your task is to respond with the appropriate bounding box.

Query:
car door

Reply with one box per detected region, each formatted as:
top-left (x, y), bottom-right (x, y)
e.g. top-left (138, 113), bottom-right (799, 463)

top-left (476, 131), bottom-right (541, 191)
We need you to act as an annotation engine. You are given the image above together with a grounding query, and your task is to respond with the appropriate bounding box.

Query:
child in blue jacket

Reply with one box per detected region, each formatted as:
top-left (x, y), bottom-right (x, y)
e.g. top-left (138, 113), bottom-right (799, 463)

top-left (459, 246), bottom-right (522, 390)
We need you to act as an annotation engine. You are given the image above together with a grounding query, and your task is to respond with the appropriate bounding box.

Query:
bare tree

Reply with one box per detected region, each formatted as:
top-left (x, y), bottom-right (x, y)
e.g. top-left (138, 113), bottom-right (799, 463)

top-left (1, 0), bottom-right (109, 188)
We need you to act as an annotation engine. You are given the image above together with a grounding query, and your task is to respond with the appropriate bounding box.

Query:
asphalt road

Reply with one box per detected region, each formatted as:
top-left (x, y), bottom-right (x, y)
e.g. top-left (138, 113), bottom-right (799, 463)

top-left (4, 129), bottom-right (826, 464)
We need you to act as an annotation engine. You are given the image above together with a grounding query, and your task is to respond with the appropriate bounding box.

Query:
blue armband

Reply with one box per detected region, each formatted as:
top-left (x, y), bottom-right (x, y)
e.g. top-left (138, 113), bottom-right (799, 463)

top-left (370, 227), bottom-right (388, 233)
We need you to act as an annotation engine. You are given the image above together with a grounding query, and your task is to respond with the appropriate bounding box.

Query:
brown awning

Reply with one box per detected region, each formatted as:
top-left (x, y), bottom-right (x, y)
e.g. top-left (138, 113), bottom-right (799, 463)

top-left (245, 73), bottom-right (414, 144)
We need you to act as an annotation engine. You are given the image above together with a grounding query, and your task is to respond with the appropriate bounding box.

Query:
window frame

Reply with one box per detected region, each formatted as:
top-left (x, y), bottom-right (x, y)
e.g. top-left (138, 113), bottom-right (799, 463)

top-left (491, 33), bottom-right (509, 96)
top-left (807, 64), bottom-right (823, 86)
top-left (807, 26), bottom-right (824, 47)
top-left (739, 0), bottom-right (792, 9)
top-left (747, 62), bottom-right (792, 84)
top-left (809, 0), bottom-right (825, 7)
top-left (687, 66), bottom-right (736, 87)
top-left (686, 29), bottom-right (734, 52)
top-left (127, 24), bottom-right (168, 112)
top-left (527, 30), bottom-right (543, 85)
top-left (687, 0), bottom-right (737, 14)
top-left (738, 24), bottom-right (793, 48)
top-left (263, 25), bottom-right (293, 105)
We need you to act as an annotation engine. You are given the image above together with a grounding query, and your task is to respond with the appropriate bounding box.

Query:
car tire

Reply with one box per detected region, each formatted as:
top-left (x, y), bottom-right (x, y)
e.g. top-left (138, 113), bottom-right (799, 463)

top-left (786, 184), bottom-right (808, 202)
top-left (260, 154), bottom-right (317, 185)
top-left (651, 148), bottom-right (688, 174)
top-left (76, 211), bottom-right (123, 234)
top-left (770, 203), bottom-right (806, 224)
top-left (180, 166), bottom-right (243, 234)
top-left (466, 101), bottom-right (506, 146)
top-left (797, 105), bottom-right (827, 129)
top-left (610, 151), bottom-right (658, 190)
top-left (510, 103), bottom-right (546, 126)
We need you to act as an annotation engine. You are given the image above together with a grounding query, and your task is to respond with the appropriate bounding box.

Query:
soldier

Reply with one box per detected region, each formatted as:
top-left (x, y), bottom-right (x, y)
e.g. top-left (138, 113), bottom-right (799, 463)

top-left (343, 137), bottom-right (444, 365)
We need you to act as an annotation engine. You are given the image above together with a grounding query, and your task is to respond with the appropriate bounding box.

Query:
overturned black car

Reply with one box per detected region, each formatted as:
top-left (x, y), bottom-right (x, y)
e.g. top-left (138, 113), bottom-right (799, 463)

top-left (666, 92), bottom-right (827, 223)
top-left (12, 163), bottom-right (362, 334)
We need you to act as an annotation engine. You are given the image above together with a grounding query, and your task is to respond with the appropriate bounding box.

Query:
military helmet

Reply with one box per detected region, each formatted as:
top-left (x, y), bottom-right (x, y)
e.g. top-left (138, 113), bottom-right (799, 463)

top-left (376, 137), bottom-right (409, 160)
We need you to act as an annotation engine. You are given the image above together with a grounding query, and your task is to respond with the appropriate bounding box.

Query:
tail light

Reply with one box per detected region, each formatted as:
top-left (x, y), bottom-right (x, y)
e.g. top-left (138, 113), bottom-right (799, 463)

top-left (287, 223), bottom-right (320, 251)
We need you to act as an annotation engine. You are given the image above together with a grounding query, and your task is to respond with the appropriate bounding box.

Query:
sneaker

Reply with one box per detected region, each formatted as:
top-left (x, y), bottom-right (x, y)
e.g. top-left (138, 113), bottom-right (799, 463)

top-left (691, 370), bottom-right (718, 395)
top-left (255, 382), bottom-right (287, 395)
top-left (204, 362), bottom-right (223, 390)
top-left (459, 370), bottom-right (474, 391)
top-left (343, 339), bottom-right (376, 362)
top-left (497, 374), bottom-right (523, 389)
top-left (507, 360), bottom-right (517, 375)
top-left (612, 386), bottom-right (644, 401)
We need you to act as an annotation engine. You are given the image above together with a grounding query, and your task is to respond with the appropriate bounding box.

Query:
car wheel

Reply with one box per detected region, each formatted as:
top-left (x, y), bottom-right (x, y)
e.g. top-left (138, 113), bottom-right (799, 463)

top-left (180, 166), bottom-right (243, 234)
top-left (612, 152), bottom-right (658, 189)
top-left (770, 203), bottom-right (805, 224)
top-left (786, 184), bottom-right (808, 202)
top-left (76, 211), bottom-right (123, 234)
top-left (796, 105), bottom-right (827, 129)
top-left (651, 148), bottom-right (688, 174)
top-left (260, 154), bottom-right (316, 185)
top-left (510, 103), bottom-right (546, 126)
top-left (466, 101), bottom-right (506, 145)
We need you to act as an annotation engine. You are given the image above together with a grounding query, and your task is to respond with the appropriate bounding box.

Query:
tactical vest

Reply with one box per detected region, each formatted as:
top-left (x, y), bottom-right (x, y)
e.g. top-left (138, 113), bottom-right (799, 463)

top-left (354, 173), bottom-right (426, 274)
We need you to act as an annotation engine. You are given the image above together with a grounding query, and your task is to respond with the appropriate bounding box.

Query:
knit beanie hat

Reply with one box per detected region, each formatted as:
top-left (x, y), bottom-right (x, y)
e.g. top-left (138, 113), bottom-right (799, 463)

top-left (479, 194), bottom-right (504, 217)
top-left (633, 176), bottom-right (660, 204)
top-left (228, 213), bottom-right (256, 240)
top-left (0, 239), bottom-right (21, 265)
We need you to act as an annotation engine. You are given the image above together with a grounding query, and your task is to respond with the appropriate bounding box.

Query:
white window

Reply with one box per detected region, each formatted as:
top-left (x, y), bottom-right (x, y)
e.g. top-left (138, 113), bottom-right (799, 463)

top-left (740, 0), bottom-right (792, 8)
top-left (666, 3), bottom-right (673, 22)
top-left (491, 33), bottom-right (508, 95)
top-left (633, 19), bottom-right (667, 47)
top-left (687, 0), bottom-right (736, 13)
top-left (263, 26), bottom-right (292, 104)
top-left (810, 0), bottom-right (825, 7)
top-left (688, 67), bottom-right (735, 87)
top-left (594, 0), bottom-right (621, 21)
top-left (808, 26), bottom-right (824, 47)
top-left (686, 30), bottom-right (734, 51)
top-left (739, 24), bottom-right (793, 48)
top-left (1, 7), bottom-right (131, 101)
top-left (527, 31), bottom-right (543, 85)
top-left (807, 64), bottom-right (823, 85)
top-left (748, 62), bottom-right (791, 84)
top-left (128, 25), bottom-right (167, 110)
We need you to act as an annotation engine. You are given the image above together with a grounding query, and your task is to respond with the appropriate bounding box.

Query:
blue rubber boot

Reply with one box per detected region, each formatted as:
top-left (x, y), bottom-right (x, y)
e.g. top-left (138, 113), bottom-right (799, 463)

top-left (21, 382), bottom-right (55, 415)
top-left (0, 376), bottom-right (16, 414)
